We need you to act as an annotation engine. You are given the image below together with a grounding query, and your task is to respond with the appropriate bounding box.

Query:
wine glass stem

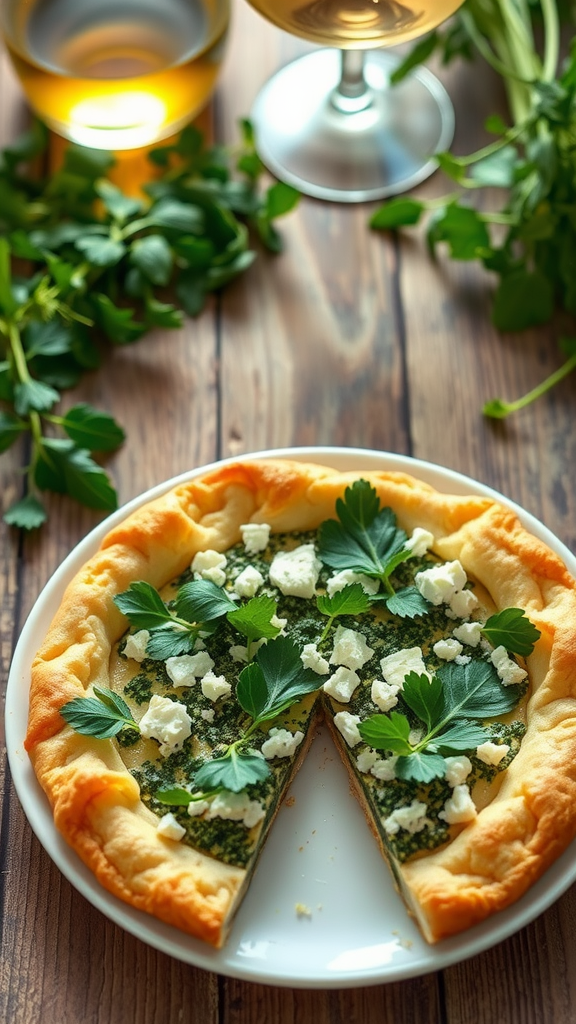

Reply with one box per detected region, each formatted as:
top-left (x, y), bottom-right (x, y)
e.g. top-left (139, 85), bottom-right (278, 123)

top-left (331, 49), bottom-right (374, 114)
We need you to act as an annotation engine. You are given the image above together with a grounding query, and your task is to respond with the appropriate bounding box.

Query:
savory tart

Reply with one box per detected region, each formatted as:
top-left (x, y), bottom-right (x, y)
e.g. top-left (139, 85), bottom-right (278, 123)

top-left (25, 459), bottom-right (576, 947)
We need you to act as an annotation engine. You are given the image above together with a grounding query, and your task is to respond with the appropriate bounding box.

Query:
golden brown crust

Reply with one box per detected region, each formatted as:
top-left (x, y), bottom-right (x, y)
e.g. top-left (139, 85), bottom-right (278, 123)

top-left (25, 459), bottom-right (576, 945)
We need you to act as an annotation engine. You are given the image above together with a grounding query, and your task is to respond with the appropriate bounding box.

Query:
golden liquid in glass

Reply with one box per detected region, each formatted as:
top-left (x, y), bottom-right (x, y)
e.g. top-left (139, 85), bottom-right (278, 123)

top-left (1, 0), bottom-right (229, 148)
top-left (245, 0), bottom-right (462, 48)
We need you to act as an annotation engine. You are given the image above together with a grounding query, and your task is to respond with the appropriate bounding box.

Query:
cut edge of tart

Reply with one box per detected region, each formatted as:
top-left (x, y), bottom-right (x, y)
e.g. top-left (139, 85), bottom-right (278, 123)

top-left (24, 459), bottom-right (576, 948)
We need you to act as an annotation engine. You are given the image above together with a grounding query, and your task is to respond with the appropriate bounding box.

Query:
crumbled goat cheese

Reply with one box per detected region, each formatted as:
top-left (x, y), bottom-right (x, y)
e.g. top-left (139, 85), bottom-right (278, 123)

top-left (448, 588), bottom-right (479, 618)
top-left (491, 645), bottom-right (528, 685)
top-left (139, 694), bottom-right (192, 756)
top-left (201, 708), bottom-right (215, 723)
top-left (240, 522), bottom-right (271, 554)
top-left (187, 799), bottom-right (210, 817)
top-left (157, 812), bottom-right (186, 841)
top-left (261, 727), bottom-right (305, 760)
top-left (229, 644), bottom-right (249, 663)
top-left (201, 670), bottom-right (232, 702)
top-left (333, 711), bottom-right (363, 747)
top-left (453, 622), bottom-right (483, 647)
top-left (270, 614), bottom-right (288, 634)
top-left (123, 630), bottom-right (150, 662)
top-left (379, 647), bottom-right (430, 688)
top-left (405, 527), bottom-right (434, 557)
top-left (300, 643), bottom-right (330, 675)
top-left (371, 678), bottom-right (401, 712)
top-left (326, 569), bottom-right (380, 597)
top-left (371, 756), bottom-right (398, 781)
top-left (234, 564), bottom-right (264, 598)
top-left (476, 741), bottom-right (510, 765)
top-left (323, 666), bottom-right (361, 703)
top-left (408, 728), bottom-right (423, 746)
top-left (455, 654), bottom-right (471, 665)
top-left (383, 800), bottom-right (428, 836)
top-left (165, 651), bottom-right (215, 687)
top-left (355, 747), bottom-right (380, 773)
top-left (444, 755), bottom-right (472, 787)
top-left (439, 784), bottom-right (477, 824)
top-left (415, 560), bottom-right (467, 605)
top-left (269, 543), bottom-right (322, 599)
top-left (192, 549), bottom-right (228, 587)
top-left (433, 638), bottom-right (463, 661)
top-left (329, 626), bottom-right (374, 671)
top-left (206, 791), bottom-right (265, 828)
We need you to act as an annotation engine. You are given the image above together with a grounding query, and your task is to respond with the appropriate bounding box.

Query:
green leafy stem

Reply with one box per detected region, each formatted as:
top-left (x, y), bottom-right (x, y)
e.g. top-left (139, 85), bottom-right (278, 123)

top-left (0, 120), bottom-right (299, 529)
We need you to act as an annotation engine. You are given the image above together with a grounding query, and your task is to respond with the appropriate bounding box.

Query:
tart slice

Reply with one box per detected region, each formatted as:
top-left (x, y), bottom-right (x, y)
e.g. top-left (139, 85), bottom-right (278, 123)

top-left (25, 459), bottom-right (576, 946)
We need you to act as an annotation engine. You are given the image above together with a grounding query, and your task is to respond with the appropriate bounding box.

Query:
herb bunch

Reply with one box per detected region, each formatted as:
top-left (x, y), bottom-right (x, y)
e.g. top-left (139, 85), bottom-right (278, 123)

top-left (0, 121), bottom-right (299, 529)
top-left (371, 0), bottom-right (576, 415)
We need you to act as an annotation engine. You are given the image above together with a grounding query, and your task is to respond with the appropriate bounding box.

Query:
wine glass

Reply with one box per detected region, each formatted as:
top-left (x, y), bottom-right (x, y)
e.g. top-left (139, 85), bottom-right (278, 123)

top-left (245, 0), bottom-right (465, 202)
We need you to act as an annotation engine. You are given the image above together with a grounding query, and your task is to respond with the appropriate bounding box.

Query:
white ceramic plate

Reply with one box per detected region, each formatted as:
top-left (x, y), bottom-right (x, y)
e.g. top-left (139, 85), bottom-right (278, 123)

top-left (6, 446), bottom-right (576, 988)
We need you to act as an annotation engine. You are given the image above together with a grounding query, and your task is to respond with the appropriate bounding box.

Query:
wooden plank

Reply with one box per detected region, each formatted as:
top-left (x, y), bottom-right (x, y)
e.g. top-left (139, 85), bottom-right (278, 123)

top-left (217, 4), bottom-right (410, 459)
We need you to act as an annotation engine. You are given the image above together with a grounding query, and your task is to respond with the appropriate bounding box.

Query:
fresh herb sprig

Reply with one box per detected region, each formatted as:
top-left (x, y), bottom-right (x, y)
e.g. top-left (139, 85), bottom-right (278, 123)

top-left (60, 685), bottom-right (139, 740)
top-left (480, 607), bottom-right (541, 656)
top-left (315, 583), bottom-right (371, 645)
top-left (317, 480), bottom-right (430, 619)
top-left (114, 578), bottom-right (282, 660)
top-left (359, 660), bottom-right (523, 783)
top-left (370, 0), bottom-right (576, 414)
top-left (0, 121), bottom-right (299, 528)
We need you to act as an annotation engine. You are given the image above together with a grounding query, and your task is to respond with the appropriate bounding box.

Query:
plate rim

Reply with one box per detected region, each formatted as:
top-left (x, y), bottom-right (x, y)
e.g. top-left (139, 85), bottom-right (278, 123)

top-left (6, 444), bottom-right (576, 988)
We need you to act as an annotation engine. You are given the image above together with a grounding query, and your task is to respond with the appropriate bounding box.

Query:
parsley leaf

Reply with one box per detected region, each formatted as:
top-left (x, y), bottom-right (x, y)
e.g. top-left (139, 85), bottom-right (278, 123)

top-left (316, 583), bottom-right (371, 620)
top-left (174, 579), bottom-right (237, 624)
top-left (227, 595), bottom-right (281, 643)
top-left (480, 608), bottom-right (540, 656)
top-left (194, 748), bottom-right (270, 793)
top-left (114, 581), bottom-right (174, 629)
top-left (236, 636), bottom-right (321, 724)
top-left (60, 685), bottom-right (139, 739)
top-left (318, 480), bottom-right (429, 619)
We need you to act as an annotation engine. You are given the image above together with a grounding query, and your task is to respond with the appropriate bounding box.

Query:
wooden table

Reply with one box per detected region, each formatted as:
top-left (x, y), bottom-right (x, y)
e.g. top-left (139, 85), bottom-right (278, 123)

top-left (2, 2), bottom-right (576, 1021)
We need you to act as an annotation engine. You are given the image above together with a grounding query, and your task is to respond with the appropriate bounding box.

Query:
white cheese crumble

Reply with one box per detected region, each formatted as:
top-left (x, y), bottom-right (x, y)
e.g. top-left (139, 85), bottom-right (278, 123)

top-left (270, 614), bottom-right (288, 634)
top-left (355, 747), bottom-right (380, 773)
top-left (139, 694), bottom-right (192, 756)
top-left (240, 522), bottom-right (271, 554)
top-left (269, 543), bottom-right (322, 599)
top-left (371, 756), bottom-right (398, 781)
top-left (123, 629), bottom-right (150, 662)
top-left (333, 711), bottom-right (363, 747)
top-left (326, 569), bottom-right (380, 597)
top-left (157, 812), bottom-right (186, 841)
top-left (261, 727), bottom-right (305, 760)
top-left (455, 654), bottom-right (472, 665)
top-left (444, 755), bottom-right (472, 787)
top-left (371, 678), bottom-right (401, 712)
top-left (206, 790), bottom-right (265, 828)
top-left (449, 588), bottom-right (480, 618)
top-left (201, 708), bottom-right (215, 723)
top-left (233, 564), bottom-right (264, 598)
top-left (439, 784), bottom-right (477, 824)
top-left (452, 622), bottom-right (483, 647)
top-left (379, 647), bottom-right (430, 688)
top-left (490, 645), bottom-right (528, 685)
top-left (323, 666), bottom-right (361, 703)
top-left (405, 527), bottom-right (434, 557)
top-left (200, 670), bottom-right (232, 702)
top-left (165, 651), bottom-right (215, 687)
top-left (415, 560), bottom-right (467, 605)
top-left (383, 800), bottom-right (428, 836)
top-left (433, 638), bottom-right (463, 661)
top-left (192, 549), bottom-right (228, 587)
top-left (329, 626), bottom-right (374, 671)
top-left (187, 799), bottom-right (210, 817)
top-left (300, 643), bottom-right (330, 675)
top-left (229, 644), bottom-right (249, 663)
top-left (476, 741), bottom-right (510, 765)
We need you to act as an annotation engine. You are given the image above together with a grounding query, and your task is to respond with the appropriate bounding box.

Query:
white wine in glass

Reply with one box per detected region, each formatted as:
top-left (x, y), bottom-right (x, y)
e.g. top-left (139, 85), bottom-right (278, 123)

top-left (245, 0), bottom-right (465, 202)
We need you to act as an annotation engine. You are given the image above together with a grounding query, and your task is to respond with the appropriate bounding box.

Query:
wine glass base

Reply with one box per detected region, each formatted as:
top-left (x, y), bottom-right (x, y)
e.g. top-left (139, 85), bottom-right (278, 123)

top-left (250, 49), bottom-right (454, 203)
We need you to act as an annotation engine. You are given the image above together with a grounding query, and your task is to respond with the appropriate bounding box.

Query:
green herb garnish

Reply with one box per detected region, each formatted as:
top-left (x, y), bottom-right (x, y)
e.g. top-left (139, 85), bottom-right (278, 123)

top-left (370, 0), bottom-right (576, 414)
top-left (318, 480), bottom-right (430, 619)
top-left (481, 607), bottom-right (540, 656)
top-left (60, 685), bottom-right (139, 740)
top-left (0, 121), bottom-right (299, 528)
top-left (359, 660), bottom-right (524, 783)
